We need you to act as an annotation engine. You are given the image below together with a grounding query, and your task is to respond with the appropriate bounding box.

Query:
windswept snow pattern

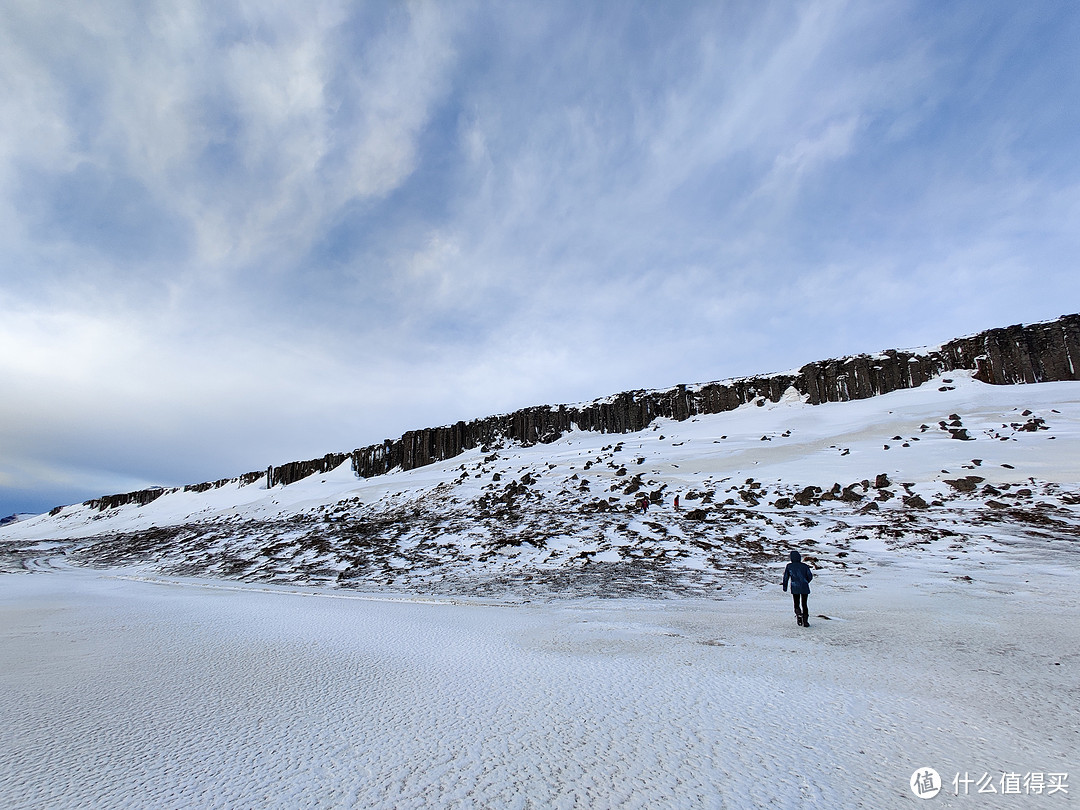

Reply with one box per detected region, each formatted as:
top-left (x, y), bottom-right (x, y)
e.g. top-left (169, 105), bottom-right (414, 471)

top-left (1, 565), bottom-right (1077, 809)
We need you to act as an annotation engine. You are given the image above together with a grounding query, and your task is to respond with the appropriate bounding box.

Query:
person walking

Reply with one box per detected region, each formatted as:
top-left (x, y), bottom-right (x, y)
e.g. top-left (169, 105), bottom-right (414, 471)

top-left (782, 550), bottom-right (814, 626)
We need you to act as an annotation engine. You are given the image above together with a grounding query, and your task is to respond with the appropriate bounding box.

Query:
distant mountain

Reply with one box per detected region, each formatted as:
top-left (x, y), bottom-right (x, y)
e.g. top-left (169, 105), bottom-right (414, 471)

top-left (0, 514), bottom-right (36, 527)
top-left (2, 314), bottom-right (1079, 598)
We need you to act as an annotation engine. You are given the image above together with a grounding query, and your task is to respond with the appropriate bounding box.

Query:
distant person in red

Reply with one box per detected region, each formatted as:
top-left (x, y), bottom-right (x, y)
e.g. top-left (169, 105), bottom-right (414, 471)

top-left (640, 496), bottom-right (649, 514)
top-left (782, 549), bottom-right (814, 627)
top-left (674, 495), bottom-right (680, 511)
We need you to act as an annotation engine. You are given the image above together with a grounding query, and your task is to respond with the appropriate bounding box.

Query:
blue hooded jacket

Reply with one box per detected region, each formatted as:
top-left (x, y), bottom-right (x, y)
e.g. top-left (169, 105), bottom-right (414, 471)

top-left (782, 550), bottom-right (813, 595)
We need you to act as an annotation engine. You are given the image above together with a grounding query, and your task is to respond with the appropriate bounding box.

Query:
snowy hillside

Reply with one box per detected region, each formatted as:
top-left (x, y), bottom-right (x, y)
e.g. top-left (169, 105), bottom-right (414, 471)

top-left (4, 369), bottom-right (1078, 809)
top-left (4, 370), bottom-right (1079, 598)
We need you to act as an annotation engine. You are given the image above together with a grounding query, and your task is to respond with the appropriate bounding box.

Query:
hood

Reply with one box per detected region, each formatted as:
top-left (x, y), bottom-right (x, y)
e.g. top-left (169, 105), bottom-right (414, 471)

top-left (789, 550), bottom-right (801, 563)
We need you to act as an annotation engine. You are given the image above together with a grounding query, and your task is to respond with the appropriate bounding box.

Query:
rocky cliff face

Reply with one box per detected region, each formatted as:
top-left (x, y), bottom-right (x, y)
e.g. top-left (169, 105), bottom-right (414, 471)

top-left (81, 314), bottom-right (1080, 511)
top-left (940, 315), bottom-right (1080, 386)
top-left (346, 313), bottom-right (1079, 478)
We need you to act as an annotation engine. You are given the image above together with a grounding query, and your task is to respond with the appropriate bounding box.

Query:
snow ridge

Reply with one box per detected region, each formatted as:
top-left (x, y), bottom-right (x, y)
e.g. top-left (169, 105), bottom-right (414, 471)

top-left (4, 370), bottom-right (1080, 600)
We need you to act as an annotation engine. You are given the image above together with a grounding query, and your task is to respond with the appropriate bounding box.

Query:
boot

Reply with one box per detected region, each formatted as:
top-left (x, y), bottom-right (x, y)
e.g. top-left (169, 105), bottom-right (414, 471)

top-left (802, 612), bottom-right (811, 627)
top-left (795, 613), bottom-right (804, 626)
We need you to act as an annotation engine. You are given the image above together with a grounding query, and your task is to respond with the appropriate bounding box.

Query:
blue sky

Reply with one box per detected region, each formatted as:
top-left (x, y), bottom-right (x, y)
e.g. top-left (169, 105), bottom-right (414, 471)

top-left (2, 0), bottom-right (1079, 516)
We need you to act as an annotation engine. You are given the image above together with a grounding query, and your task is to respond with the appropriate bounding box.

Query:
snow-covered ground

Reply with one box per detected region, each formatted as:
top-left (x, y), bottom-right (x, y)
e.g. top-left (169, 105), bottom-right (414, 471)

top-left (1, 562), bottom-right (1076, 809)
top-left (1, 370), bottom-right (1078, 807)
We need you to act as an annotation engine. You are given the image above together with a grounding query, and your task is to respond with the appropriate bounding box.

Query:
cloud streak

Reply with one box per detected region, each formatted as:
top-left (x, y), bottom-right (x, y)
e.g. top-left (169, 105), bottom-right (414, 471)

top-left (2, 0), bottom-right (1079, 514)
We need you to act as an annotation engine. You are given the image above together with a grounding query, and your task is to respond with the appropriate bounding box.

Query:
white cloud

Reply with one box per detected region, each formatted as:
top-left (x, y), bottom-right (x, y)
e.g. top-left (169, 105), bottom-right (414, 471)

top-left (753, 115), bottom-right (862, 204)
top-left (2, 0), bottom-right (1080, 514)
top-left (0, 0), bottom-right (461, 279)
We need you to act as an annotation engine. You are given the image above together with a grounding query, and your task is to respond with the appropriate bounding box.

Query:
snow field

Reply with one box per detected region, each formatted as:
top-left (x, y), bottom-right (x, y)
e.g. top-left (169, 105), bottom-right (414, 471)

top-left (1, 565), bottom-right (1077, 809)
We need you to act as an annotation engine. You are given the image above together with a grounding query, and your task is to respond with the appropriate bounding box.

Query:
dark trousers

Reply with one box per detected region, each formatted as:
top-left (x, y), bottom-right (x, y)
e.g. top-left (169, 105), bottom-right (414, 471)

top-left (791, 592), bottom-right (808, 618)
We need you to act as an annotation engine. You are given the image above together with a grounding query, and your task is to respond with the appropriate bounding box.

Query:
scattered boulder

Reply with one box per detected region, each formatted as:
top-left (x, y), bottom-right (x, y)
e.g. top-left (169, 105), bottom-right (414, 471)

top-left (944, 476), bottom-right (985, 493)
top-left (903, 494), bottom-right (929, 509)
top-left (840, 486), bottom-right (863, 503)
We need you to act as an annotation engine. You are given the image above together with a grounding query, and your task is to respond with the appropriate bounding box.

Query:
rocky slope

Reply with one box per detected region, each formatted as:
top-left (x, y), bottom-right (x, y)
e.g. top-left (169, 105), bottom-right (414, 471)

top-left (4, 361), bottom-right (1079, 599)
top-left (61, 313), bottom-right (1080, 512)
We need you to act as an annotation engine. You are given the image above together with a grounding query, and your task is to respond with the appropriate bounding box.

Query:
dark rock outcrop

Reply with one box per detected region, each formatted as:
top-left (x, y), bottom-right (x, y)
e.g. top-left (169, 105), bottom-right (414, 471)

top-left (345, 314), bottom-right (1079, 482)
top-left (268, 453), bottom-right (350, 488)
top-left (85, 487), bottom-right (170, 512)
top-left (79, 313), bottom-right (1080, 512)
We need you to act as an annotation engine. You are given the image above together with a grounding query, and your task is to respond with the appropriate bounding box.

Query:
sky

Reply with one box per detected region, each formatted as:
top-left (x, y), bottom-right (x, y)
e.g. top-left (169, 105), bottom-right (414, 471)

top-left (2, 0), bottom-right (1079, 517)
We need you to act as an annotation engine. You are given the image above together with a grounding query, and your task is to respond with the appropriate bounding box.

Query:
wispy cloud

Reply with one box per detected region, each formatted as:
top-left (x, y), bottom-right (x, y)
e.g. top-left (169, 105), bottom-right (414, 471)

top-left (1, 0), bottom-right (460, 280)
top-left (2, 0), bottom-right (1079, 514)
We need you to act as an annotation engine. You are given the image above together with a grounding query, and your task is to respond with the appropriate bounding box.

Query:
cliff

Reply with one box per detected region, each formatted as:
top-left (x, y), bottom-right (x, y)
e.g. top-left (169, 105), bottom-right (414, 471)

top-left (81, 313), bottom-right (1080, 511)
